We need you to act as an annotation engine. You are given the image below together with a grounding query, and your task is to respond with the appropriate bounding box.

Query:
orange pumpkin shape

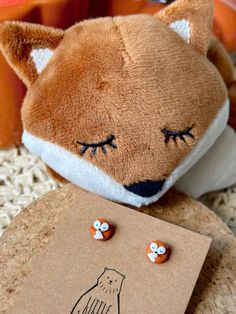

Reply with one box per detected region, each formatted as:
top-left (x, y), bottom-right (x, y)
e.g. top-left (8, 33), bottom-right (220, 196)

top-left (90, 218), bottom-right (114, 241)
top-left (146, 240), bottom-right (170, 264)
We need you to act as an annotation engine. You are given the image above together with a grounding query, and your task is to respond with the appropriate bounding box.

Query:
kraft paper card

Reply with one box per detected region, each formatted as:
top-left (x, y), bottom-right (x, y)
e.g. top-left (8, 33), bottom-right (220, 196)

top-left (7, 190), bottom-right (211, 314)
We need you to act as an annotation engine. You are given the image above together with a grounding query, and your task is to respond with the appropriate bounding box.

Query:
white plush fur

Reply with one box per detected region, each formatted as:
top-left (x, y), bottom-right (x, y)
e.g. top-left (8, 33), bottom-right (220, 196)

top-left (31, 48), bottom-right (53, 74)
top-left (22, 99), bottom-right (229, 207)
top-left (170, 19), bottom-right (190, 43)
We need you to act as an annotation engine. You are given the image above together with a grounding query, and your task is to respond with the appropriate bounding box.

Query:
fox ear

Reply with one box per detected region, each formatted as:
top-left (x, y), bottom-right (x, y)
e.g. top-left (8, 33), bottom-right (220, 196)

top-left (0, 21), bottom-right (64, 87)
top-left (156, 0), bottom-right (213, 55)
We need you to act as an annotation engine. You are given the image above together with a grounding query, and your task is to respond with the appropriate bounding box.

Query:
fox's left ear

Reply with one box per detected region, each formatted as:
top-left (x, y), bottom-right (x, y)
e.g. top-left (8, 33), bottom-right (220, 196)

top-left (0, 21), bottom-right (64, 87)
top-left (156, 0), bottom-right (213, 55)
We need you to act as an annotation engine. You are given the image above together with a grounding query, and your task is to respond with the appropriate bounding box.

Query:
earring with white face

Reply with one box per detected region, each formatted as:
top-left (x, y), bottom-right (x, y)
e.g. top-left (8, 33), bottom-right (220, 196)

top-left (146, 240), bottom-right (170, 264)
top-left (90, 218), bottom-right (114, 241)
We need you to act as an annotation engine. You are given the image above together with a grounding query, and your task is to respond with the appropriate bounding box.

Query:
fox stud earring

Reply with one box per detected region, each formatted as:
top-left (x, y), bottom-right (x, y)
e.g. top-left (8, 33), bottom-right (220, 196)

top-left (90, 218), bottom-right (114, 241)
top-left (146, 240), bottom-right (170, 264)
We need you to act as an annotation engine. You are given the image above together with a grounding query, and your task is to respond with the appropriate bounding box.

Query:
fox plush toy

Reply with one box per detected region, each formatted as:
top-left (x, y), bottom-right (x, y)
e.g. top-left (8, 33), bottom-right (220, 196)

top-left (0, 0), bottom-right (235, 207)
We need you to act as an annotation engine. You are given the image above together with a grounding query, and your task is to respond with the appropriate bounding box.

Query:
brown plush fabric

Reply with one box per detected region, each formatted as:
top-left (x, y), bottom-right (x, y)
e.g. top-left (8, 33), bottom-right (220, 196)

top-left (157, 0), bottom-right (213, 55)
top-left (45, 165), bottom-right (68, 183)
top-left (207, 36), bottom-right (236, 131)
top-left (0, 0), bottom-right (227, 187)
top-left (228, 82), bottom-right (236, 130)
top-left (207, 37), bottom-right (235, 87)
top-left (206, 36), bottom-right (236, 131)
top-left (0, 21), bottom-right (64, 87)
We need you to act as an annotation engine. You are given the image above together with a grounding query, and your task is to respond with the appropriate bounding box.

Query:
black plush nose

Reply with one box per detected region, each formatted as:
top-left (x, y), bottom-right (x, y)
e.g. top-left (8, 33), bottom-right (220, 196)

top-left (124, 179), bottom-right (165, 198)
top-left (109, 280), bottom-right (113, 284)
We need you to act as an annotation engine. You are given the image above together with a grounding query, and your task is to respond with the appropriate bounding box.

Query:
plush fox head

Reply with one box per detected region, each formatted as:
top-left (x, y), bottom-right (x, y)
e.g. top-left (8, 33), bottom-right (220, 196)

top-left (0, 0), bottom-right (228, 207)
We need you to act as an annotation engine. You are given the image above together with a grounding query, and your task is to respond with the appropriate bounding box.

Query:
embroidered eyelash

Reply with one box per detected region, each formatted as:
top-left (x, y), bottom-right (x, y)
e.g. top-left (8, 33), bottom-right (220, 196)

top-left (76, 135), bottom-right (117, 157)
top-left (161, 126), bottom-right (194, 144)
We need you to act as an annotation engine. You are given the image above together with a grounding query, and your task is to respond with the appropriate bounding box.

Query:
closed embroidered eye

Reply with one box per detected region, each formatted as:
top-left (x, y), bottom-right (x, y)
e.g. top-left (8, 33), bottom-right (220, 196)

top-left (76, 135), bottom-right (117, 157)
top-left (161, 126), bottom-right (194, 144)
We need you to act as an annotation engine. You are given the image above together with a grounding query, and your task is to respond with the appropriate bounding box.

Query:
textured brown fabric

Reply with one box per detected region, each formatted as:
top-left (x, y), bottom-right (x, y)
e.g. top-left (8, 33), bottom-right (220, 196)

top-left (157, 0), bottom-right (213, 55)
top-left (45, 165), bottom-right (68, 183)
top-left (207, 37), bottom-right (235, 87)
top-left (228, 81), bottom-right (236, 131)
top-left (0, 1), bottom-right (227, 187)
top-left (0, 21), bottom-right (64, 87)
top-left (207, 36), bottom-right (236, 131)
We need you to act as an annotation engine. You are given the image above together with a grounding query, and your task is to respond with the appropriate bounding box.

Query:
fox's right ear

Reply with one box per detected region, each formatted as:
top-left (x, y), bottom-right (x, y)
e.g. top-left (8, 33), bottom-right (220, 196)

top-left (156, 0), bottom-right (213, 55)
top-left (0, 21), bottom-right (64, 87)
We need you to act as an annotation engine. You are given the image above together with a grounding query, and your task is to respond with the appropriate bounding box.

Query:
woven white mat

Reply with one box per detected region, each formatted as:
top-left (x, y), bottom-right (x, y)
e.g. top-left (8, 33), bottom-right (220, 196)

top-left (0, 146), bottom-right (235, 237)
top-left (0, 147), bottom-right (60, 237)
